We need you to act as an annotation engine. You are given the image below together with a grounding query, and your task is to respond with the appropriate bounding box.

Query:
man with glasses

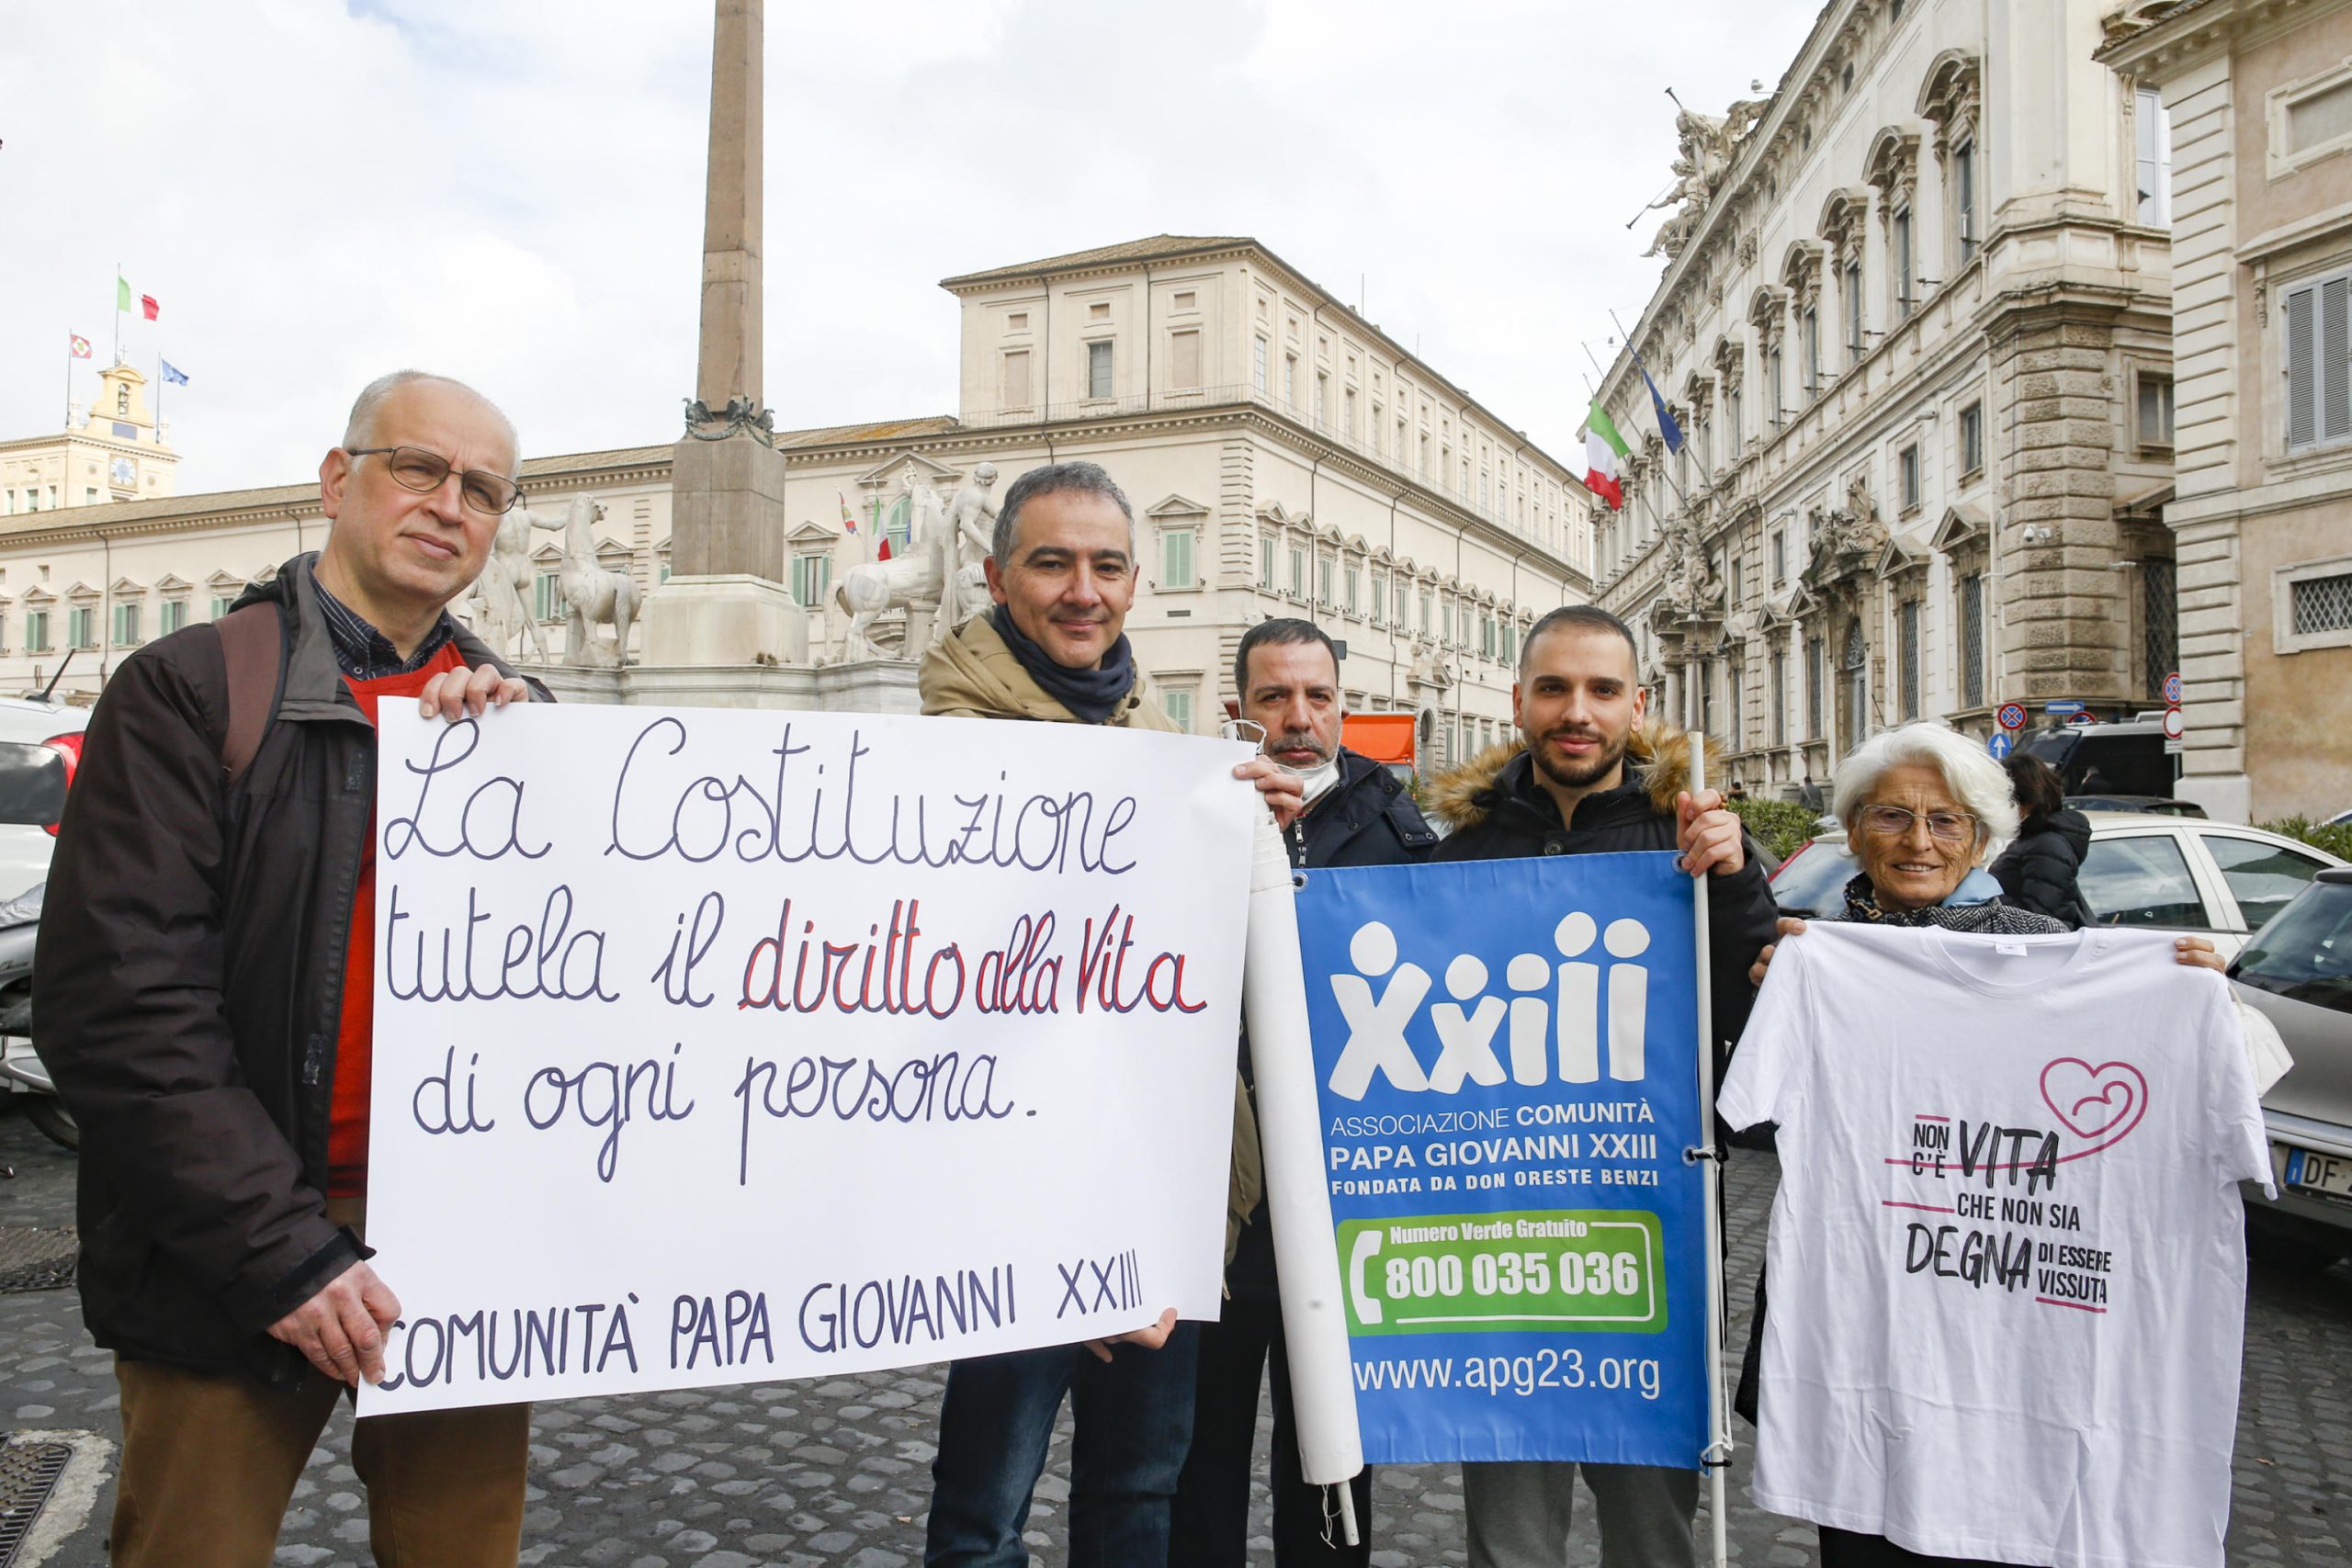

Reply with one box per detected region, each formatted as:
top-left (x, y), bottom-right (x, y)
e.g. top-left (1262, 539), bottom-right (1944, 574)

top-left (1420, 604), bottom-right (1777, 1568)
top-left (38, 370), bottom-right (548, 1567)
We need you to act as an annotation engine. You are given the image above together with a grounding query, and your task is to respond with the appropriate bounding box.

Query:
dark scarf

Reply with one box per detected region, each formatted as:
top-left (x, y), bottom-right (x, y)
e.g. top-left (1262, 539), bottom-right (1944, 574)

top-left (991, 604), bottom-right (1136, 725)
top-left (1836, 874), bottom-right (2064, 934)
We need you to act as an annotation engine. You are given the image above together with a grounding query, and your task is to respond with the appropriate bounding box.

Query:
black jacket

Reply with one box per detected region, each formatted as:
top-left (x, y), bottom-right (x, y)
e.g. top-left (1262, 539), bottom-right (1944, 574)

top-left (36, 554), bottom-right (545, 1382)
top-left (1281, 748), bottom-right (1442, 870)
top-left (1988, 809), bottom-right (2093, 929)
top-left (1230, 748), bottom-right (1437, 1301)
top-left (1426, 731), bottom-right (1780, 1064)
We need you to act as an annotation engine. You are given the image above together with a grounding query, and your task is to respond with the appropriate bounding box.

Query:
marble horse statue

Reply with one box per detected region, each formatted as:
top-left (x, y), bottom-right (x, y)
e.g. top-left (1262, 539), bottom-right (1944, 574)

top-left (527, 496), bottom-right (639, 667)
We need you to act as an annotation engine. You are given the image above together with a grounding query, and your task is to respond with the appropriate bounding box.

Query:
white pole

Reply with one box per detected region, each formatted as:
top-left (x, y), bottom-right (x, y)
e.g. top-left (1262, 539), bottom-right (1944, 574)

top-left (1686, 682), bottom-right (1732, 1568)
top-left (1241, 811), bottom-right (1365, 1543)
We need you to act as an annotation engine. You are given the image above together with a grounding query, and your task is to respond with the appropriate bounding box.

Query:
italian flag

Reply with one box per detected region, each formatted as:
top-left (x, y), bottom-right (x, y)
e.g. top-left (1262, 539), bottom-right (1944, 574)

top-left (1582, 399), bottom-right (1629, 512)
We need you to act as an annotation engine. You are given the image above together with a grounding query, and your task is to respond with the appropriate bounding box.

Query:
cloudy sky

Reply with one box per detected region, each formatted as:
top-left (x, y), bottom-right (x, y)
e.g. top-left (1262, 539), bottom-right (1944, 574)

top-left (1, 0), bottom-right (1821, 495)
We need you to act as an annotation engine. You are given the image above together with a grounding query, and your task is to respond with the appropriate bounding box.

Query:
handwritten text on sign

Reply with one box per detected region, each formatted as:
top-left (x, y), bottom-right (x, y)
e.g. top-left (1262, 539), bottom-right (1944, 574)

top-left (357, 705), bottom-right (1255, 1415)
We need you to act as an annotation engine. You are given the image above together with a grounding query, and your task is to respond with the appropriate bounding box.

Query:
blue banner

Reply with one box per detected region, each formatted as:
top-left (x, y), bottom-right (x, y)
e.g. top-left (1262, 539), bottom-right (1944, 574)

top-left (1295, 852), bottom-right (1709, 1468)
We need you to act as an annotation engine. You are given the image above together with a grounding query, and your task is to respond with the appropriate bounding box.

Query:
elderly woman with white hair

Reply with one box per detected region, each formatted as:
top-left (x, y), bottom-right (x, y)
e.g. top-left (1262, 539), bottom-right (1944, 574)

top-left (1752, 720), bottom-right (2225, 956)
top-left (1737, 721), bottom-right (2222, 1568)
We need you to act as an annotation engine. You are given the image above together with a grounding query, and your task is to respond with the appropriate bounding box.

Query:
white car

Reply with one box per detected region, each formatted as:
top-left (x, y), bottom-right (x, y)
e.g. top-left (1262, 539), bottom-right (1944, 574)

top-left (2073, 812), bottom-right (2346, 959)
top-left (1770, 813), bottom-right (2346, 958)
top-left (0, 694), bottom-right (91, 900)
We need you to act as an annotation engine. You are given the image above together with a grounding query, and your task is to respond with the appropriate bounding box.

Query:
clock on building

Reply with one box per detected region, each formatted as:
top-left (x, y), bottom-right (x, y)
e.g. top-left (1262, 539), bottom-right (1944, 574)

top-left (109, 457), bottom-right (137, 491)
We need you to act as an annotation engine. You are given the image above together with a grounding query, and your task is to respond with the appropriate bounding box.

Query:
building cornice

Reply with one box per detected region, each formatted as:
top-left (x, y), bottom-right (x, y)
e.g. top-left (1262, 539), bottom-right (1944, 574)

top-left (946, 236), bottom-right (1586, 491)
top-left (0, 431), bottom-right (176, 461)
top-left (2098, 0), bottom-right (2352, 75)
top-left (0, 447), bottom-right (677, 552)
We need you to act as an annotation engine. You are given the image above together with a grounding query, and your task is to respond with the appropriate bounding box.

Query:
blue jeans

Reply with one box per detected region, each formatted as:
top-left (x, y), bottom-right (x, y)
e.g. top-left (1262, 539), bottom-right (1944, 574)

top-left (925, 1325), bottom-right (1201, 1568)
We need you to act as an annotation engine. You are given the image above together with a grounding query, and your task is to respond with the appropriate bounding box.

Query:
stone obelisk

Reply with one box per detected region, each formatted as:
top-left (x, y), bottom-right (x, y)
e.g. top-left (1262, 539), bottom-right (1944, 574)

top-left (644, 0), bottom-right (808, 667)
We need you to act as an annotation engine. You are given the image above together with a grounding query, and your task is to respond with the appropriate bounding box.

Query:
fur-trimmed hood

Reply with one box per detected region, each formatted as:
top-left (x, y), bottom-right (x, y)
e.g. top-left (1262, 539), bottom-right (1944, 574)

top-left (1425, 724), bottom-right (1701, 832)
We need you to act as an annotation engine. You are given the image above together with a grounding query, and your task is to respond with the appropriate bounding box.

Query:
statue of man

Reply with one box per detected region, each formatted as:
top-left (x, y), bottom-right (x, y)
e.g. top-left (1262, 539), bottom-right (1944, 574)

top-left (471, 506), bottom-right (548, 662)
top-left (933, 462), bottom-right (1001, 640)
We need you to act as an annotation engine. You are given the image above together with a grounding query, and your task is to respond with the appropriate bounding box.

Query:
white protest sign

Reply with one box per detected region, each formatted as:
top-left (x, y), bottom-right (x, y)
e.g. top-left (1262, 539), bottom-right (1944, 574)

top-left (356, 704), bottom-right (1256, 1415)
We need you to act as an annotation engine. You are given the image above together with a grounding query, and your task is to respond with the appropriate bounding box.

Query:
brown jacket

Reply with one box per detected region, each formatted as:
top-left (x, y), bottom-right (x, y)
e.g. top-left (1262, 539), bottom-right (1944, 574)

top-left (919, 613), bottom-right (1263, 1264)
top-left (36, 553), bottom-right (545, 1382)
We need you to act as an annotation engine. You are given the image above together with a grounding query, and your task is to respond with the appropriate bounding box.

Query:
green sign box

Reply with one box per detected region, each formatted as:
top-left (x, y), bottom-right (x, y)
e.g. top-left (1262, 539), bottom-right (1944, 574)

top-left (1337, 1209), bottom-right (1667, 1337)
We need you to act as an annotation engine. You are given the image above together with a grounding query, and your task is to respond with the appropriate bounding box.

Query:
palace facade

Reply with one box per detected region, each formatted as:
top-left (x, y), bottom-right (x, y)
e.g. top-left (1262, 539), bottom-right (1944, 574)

top-left (1590, 0), bottom-right (2178, 796)
top-left (0, 238), bottom-right (1594, 766)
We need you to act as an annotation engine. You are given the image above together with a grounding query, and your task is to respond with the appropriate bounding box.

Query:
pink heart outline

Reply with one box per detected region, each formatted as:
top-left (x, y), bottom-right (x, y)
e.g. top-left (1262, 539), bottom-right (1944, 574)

top-left (2038, 1058), bottom-right (2148, 1156)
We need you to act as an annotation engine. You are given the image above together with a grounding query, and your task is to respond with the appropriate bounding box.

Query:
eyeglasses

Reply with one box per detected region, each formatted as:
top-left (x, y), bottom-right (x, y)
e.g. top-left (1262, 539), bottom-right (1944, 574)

top-left (345, 446), bottom-right (521, 515)
top-left (1858, 804), bottom-right (1980, 842)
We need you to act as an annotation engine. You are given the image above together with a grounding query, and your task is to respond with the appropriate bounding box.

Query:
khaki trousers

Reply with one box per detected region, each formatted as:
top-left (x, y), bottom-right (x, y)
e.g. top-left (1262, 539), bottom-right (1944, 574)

top-left (109, 1200), bottom-right (529, 1568)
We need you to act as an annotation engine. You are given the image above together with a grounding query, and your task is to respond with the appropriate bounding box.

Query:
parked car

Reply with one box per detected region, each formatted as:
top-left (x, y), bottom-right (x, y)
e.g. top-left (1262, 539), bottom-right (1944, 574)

top-left (1768, 814), bottom-right (2346, 959)
top-left (0, 694), bottom-right (89, 897)
top-left (2018, 718), bottom-right (2177, 796)
top-left (2229, 867), bottom-right (2352, 1268)
top-left (2064, 794), bottom-right (2207, 818)
top-left (2074, 812), bottom-right (2345, 961)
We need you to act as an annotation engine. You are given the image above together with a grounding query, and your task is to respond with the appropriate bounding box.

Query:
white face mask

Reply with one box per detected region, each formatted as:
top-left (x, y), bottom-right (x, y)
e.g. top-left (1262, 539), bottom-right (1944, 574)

top-left (1295, 756), bottom-right (1341, 805)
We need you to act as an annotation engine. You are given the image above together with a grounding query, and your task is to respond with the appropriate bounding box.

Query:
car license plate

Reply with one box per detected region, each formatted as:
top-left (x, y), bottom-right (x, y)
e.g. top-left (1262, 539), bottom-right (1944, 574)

top-left (2282, 1145), bottom-right (2352, 1198)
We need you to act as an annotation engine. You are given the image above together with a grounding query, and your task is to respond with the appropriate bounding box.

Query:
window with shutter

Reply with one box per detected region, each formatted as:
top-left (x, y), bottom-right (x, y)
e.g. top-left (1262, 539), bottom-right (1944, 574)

top-left (1162, 528), bottom-right (1194, 590)
top-left (2326, 276), bottom-right (2351, 441)
top-left (2288, 282), bottom-right (2316, 448)
top-left (2284, 270), bottom-right (2352, 451)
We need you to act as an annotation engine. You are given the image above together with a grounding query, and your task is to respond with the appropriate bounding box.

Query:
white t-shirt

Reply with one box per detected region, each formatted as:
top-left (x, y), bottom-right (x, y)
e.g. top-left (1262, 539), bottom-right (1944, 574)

top-left (1718, 921), bottom-right (2273, 1568)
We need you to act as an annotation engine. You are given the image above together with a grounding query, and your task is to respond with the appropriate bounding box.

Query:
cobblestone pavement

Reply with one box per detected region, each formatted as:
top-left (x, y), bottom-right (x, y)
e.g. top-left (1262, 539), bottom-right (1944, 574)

top-left (2, 1104), bottom-right (2347, 1566)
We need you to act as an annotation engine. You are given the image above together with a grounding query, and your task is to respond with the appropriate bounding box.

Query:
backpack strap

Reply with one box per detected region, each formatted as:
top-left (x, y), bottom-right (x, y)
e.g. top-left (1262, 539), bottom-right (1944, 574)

top-left (215, 603), bottom-right (286, 785)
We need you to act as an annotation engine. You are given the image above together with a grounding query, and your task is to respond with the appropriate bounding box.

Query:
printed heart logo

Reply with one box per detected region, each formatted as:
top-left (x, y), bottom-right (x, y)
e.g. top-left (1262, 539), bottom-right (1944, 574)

top-left (2038, 1058), bottom-right (2148, 1155)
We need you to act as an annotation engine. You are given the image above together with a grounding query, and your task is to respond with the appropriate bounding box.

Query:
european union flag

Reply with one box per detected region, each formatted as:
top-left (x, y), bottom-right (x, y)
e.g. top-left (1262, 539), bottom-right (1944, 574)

top-left (161, 359), bottom-right (190, 387)
top-left (1629, 350), bottom-right (1684, 455)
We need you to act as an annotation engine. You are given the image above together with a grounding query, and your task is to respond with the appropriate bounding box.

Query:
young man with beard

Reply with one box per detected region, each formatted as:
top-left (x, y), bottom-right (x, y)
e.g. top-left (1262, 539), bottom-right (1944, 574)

top-left (918, 461), bottom-right (1303, 1568)
top-left (1171, 618), bottom-right (1436, 1568)
top-left (1424, 604), bottom-right (1777, 1568)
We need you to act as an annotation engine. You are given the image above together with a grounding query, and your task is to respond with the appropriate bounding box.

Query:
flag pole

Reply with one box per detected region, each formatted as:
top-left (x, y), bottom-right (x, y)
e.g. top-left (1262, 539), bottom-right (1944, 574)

top-left (155, 353), bottom-right (164, 443)
top-left (1605, 309), bottom-right (1701, 517)
top-left (62, 341), bottom-right (72, 431)
top-left (113, 264), bottom-right (123, 366)
top-left (1684, 661), bottom-right (1733, 1568)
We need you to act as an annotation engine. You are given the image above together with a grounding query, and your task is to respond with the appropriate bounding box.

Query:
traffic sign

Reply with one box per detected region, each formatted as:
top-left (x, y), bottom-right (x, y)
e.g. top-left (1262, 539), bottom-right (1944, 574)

top-left (2045, 700), bottom-right (2086, 716)
top-left (2067, 711), bottom-right (2098, 728)
top-left (2163, 708), bottom-right (2185, 740)
top-left (2165, 738), bottom-right (2186, 754)
top-left (1987, 732), bottom-right (2015, 760)
top-left (2162, 671), bottom-right (2183, 705)
top-left (1996, 702), bottom-right (2028, 732)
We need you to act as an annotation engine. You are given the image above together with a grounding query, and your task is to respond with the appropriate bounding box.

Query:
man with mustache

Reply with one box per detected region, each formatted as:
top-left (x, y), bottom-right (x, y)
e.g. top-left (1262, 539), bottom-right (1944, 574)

top-left (918, 460), bottom-right (1303, 1568)
top-left (1172, 619), bottom-right (1437, 1567)
top-left (1422, 604), bottom-right (1777, 1568)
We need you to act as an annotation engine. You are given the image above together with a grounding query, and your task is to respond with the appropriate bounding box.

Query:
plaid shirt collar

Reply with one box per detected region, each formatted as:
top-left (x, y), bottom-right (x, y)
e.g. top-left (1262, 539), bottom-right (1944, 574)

top-left (311, 576), bottom-right (458, 680)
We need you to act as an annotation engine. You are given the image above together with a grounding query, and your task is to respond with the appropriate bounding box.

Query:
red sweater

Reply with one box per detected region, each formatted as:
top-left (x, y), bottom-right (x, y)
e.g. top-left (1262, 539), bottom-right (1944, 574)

top-left (327, 645), bottom-right (470, 1197)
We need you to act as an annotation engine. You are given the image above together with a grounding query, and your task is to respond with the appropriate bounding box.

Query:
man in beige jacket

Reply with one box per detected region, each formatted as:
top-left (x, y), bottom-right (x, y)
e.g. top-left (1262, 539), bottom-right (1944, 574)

top-left (919, 460), bottom-right (1297, 1568)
